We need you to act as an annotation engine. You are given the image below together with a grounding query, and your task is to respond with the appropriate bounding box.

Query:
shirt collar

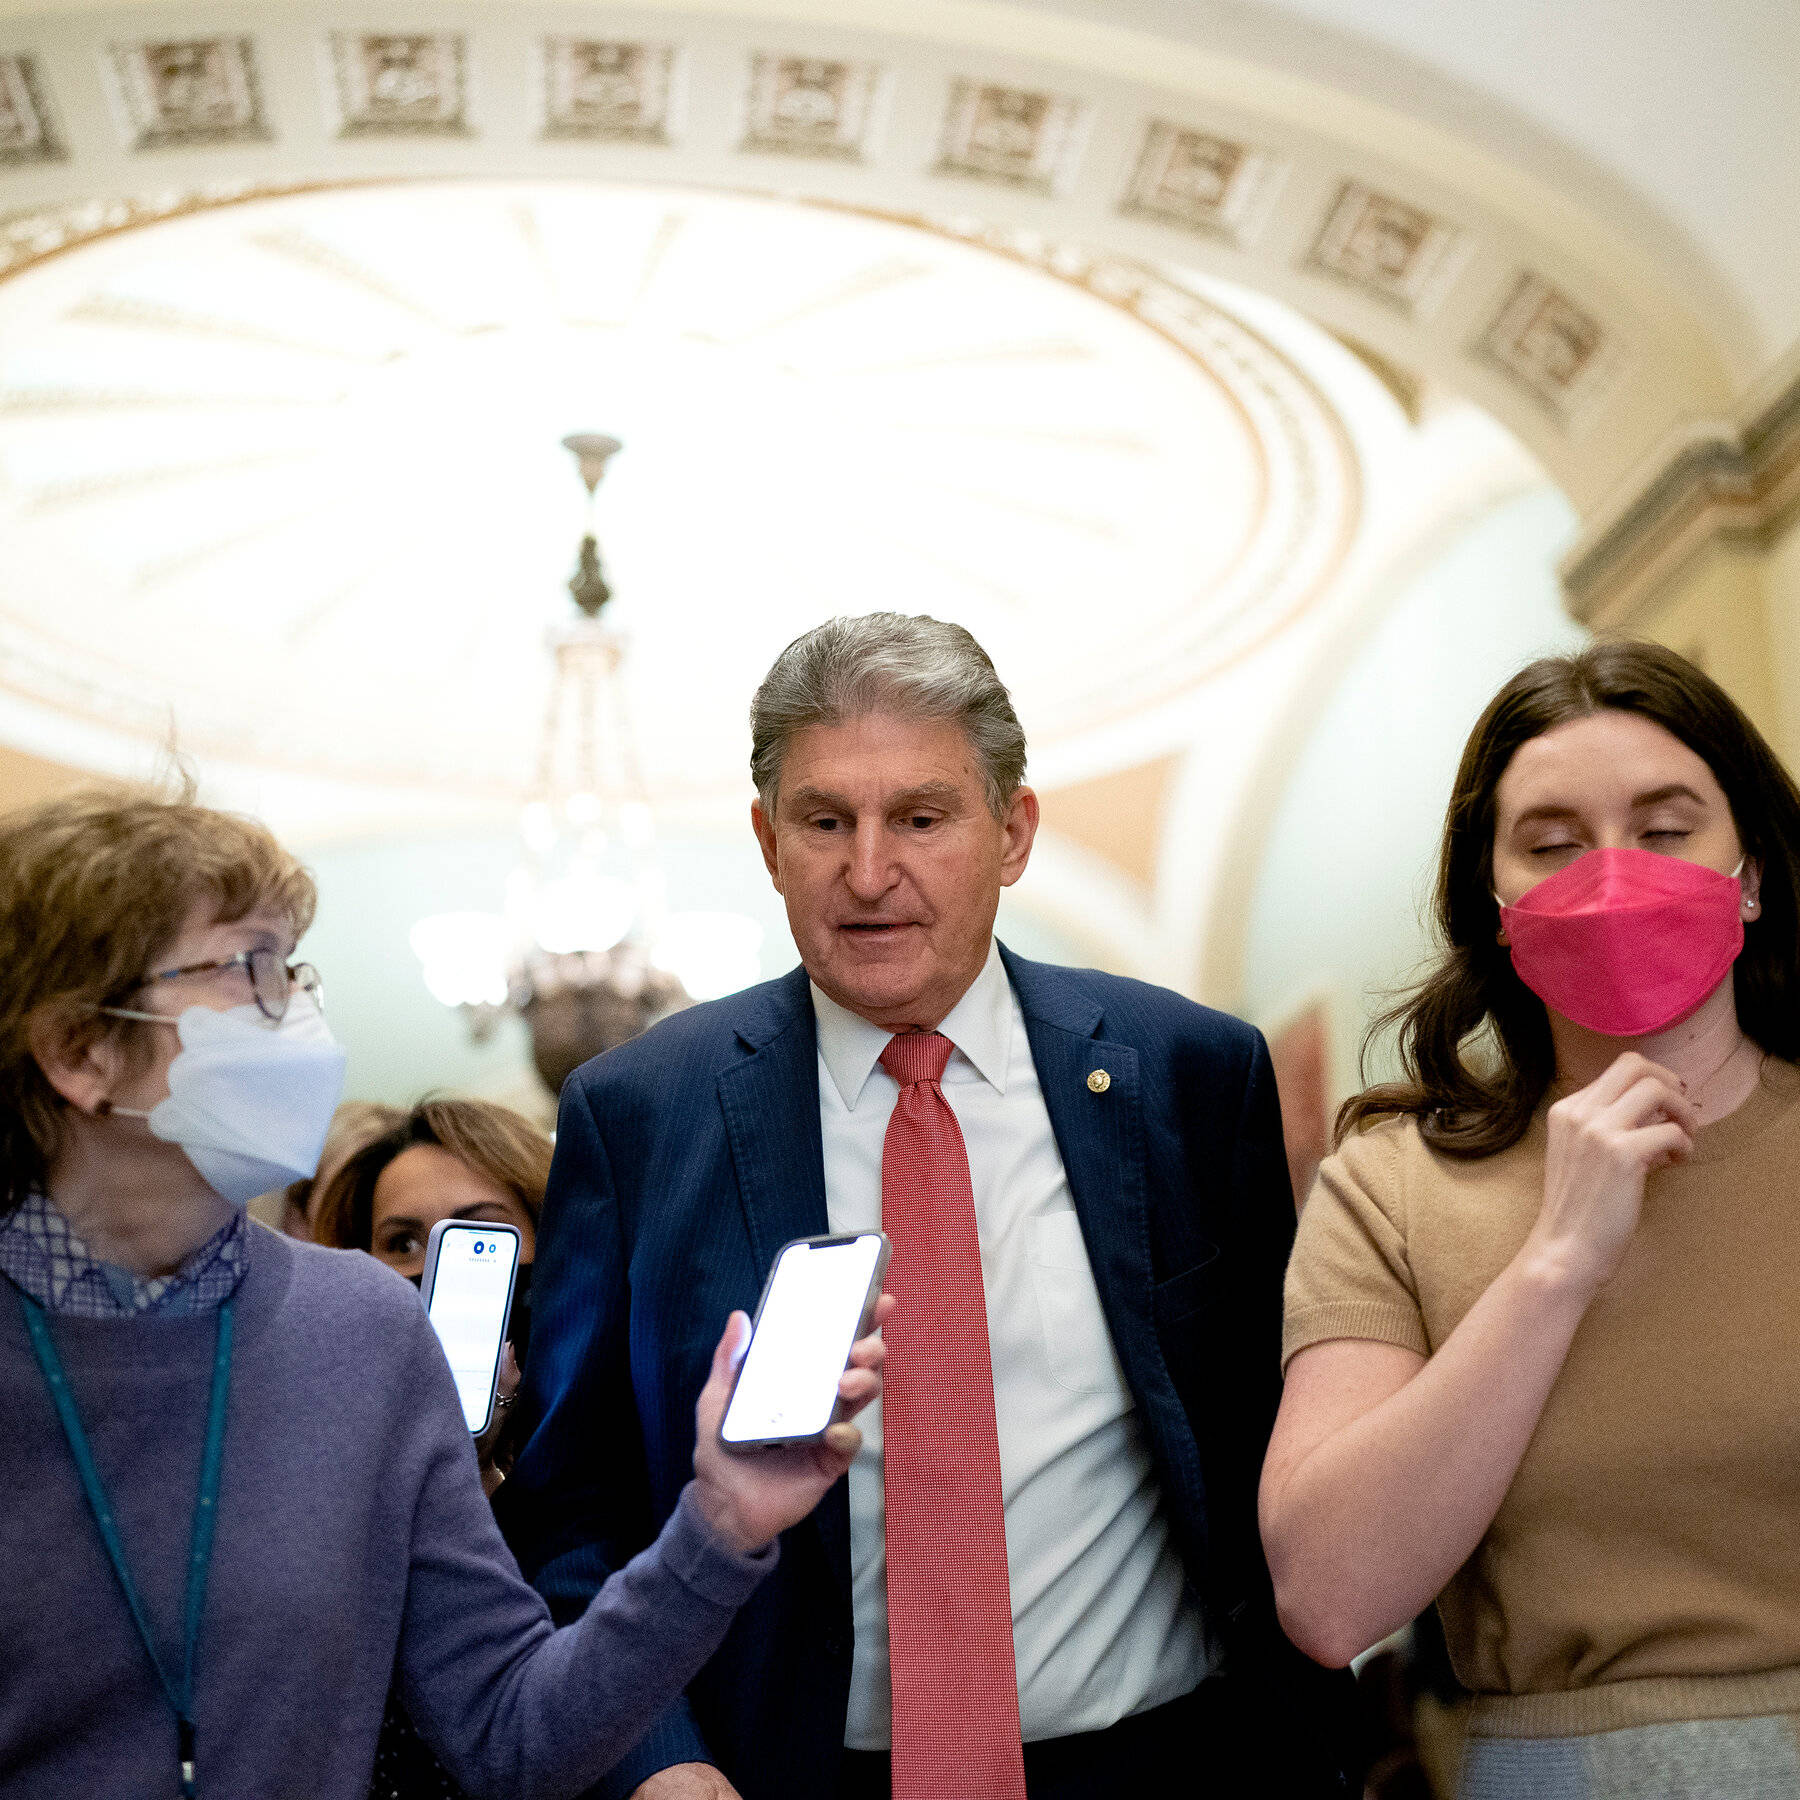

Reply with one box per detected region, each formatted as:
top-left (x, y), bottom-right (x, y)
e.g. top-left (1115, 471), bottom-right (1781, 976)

top-left (0, 1189), bottom-right (247, 1317)
top-left (811, 939), bottom-right (1013, 1111)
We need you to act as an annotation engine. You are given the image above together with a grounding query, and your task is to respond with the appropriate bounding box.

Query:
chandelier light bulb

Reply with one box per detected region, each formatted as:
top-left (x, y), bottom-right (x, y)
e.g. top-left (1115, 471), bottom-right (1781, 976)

top-left (620, 800), bottom-right (656, 847)
top-left (410, 912), bottom-right (511, 1009)
top-left (654, 911), bottom-right (765, 1002)
top-left (520, 802), bottom-right (557, 855)
top-left (532, 872), bottom-right (637, 956)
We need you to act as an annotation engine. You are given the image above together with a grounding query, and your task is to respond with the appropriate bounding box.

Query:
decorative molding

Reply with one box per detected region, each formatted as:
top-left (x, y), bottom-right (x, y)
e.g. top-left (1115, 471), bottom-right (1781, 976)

top-left (1562, 368), bottom-right (1800, 624)
top-left (1475, 269), bottom-right (1617, 425)
top-left (911, 210), bottom-right (1361, 729)
top-left (741, 54), bottom-right (884, 161)
top-left (1306, 180), bottom-right (1465, 316)
top-left (0, 3), bottom-right (1736, 524)
top-left (0, 54), bottom-right (63, 166)
top-left (934, 80), bottom-right (1086, 194)
top-left (107, 38), bottom-right (269, 150)
top-left (330, 33), bottom-right (469, 139)
top-left (1328, 330), bottom-right (1427, 424)
top-left (1119, 120), bottom-right (1276, 244)
top-left (0, 182), bottom-right (326, 284)
top-left (0, 179), bottom-right (1360, 781)
top-left (542, 39), bottom-right (675, 144)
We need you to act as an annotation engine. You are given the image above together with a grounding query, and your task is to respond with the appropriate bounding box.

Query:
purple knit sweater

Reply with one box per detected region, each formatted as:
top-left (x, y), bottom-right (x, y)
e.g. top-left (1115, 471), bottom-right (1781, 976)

top-left (1, 1226), bottom-right (773, 1799)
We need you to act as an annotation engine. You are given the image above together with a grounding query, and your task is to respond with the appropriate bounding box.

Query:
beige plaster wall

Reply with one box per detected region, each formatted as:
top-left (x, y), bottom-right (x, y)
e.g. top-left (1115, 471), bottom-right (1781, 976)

top-left (1034, 754), bottom-right (1179, 892)
top-left (1765, 519), bottom-right (1800, 770)
top-left (1618, 547), bottom-right (1783, 758)
top-left (0, 742), bottom-right (93, 815)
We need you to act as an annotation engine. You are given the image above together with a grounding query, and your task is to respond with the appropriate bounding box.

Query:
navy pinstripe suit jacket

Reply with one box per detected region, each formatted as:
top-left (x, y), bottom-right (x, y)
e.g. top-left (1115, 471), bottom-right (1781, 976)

top-left (501, 945), bottom-right (1355, 1799)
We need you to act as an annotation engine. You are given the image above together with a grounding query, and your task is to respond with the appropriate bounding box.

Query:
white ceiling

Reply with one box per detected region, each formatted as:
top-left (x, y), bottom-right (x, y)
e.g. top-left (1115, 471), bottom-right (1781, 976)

top-left (0, 0), bottom-right (1774, 502)
top-left (0, 180), bottom-right (1364, 807)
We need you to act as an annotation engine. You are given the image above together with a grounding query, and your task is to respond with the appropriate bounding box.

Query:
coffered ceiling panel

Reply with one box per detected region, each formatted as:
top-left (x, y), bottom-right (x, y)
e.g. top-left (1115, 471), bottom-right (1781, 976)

top-left (0, 0), bottom-right (1755, 514)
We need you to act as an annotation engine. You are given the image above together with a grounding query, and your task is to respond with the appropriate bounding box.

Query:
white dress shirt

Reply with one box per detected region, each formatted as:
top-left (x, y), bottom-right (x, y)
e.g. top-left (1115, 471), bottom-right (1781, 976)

top-left (814, 942), bottom-right (1216, 1749)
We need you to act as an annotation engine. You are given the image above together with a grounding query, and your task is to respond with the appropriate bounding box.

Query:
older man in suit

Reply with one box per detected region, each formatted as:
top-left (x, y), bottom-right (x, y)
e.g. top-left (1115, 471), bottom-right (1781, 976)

top-left (501, 613), bottom-right (1356, 1800)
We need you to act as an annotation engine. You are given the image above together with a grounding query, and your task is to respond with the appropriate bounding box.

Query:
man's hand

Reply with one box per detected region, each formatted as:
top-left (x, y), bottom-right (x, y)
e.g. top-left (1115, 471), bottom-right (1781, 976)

top-left (629, 1763), bottom-right (743, 1800)
top-left (690, 1295), bottom-right (893, 1556)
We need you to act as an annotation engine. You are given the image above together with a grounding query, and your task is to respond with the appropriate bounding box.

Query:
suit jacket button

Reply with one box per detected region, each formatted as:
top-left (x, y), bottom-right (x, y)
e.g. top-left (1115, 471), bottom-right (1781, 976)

top-left (1087, 1069), bottom-right (1111, 1093)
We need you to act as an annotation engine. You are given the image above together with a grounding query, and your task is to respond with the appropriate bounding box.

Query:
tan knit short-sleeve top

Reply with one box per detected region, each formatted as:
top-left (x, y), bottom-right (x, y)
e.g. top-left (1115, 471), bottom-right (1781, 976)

top-left (1284, 1059), bottom-right (1800, 1733)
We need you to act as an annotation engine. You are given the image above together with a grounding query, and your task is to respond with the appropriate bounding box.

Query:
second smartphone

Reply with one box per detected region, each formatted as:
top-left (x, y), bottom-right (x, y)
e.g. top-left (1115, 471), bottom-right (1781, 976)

top-left (419, 1218), bottom-right (522, 1436)
top-left (720, 1231), bottom-right (890, 1452)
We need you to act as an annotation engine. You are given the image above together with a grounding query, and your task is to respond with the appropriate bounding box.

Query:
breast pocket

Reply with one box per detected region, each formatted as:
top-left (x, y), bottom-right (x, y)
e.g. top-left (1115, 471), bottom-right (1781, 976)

top-left (1028, 1211), bottom-right (1122, 1396)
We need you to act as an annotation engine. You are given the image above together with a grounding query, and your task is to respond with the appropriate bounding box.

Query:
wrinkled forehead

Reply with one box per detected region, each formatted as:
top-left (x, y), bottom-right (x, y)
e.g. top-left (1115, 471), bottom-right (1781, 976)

top-left (774, 712), bottom-right (989, 810)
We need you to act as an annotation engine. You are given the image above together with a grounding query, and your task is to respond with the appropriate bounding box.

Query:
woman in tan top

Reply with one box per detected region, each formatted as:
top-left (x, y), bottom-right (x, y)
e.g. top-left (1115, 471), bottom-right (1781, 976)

top-left (1262, 641), bottom-right (1800, 1799)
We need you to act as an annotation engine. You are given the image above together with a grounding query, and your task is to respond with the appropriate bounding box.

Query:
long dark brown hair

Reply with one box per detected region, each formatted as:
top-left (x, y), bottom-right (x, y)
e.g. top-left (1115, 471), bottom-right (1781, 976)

top-left (1338, 640), bottom-right (1800, 1158)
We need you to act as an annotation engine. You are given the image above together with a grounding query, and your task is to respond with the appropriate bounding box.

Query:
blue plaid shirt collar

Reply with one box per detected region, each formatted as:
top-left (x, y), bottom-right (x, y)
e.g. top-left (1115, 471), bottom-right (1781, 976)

top-left (0, 1190), bottom-right (247, 1318)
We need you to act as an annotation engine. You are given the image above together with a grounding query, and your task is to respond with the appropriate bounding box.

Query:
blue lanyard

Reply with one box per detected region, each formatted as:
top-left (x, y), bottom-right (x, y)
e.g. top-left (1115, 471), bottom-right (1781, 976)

top-left (18, 1290), bottom-right (234, 1800)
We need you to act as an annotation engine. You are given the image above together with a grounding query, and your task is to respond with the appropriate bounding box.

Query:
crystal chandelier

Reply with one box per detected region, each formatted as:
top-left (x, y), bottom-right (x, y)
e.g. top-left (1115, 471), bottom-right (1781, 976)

top-left (411, 434), bottom-right (763, 1095)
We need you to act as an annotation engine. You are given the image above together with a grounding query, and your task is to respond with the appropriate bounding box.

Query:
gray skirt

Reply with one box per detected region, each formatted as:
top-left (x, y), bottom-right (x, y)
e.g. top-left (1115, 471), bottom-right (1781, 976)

top-left (1459, 1713), bottom-right (1800, 1800)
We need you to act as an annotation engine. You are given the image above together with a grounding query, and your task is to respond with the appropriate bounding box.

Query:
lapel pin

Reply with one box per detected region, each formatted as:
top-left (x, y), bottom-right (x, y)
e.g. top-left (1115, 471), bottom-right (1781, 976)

top-left (1087, 1069), bottom-right (1111, 1094)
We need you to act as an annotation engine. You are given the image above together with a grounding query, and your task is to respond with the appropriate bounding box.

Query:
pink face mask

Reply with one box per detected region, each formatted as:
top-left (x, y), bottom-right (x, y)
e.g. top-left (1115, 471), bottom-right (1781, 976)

top-left (1498, 846), bottom-right (1745, 1037)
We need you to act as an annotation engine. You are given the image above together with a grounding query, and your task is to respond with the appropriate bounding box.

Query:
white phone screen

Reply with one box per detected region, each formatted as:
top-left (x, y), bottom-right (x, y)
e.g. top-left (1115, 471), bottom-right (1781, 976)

top-left (425, 1225), bottom-right (519, 1433)
top-left (721, 1234), bottom-right (884, 1446)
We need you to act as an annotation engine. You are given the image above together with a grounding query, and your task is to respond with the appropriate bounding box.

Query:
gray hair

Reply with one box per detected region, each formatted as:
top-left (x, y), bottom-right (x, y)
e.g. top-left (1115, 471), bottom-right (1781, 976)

top-left (750, 613), bottom-right (1027, 818)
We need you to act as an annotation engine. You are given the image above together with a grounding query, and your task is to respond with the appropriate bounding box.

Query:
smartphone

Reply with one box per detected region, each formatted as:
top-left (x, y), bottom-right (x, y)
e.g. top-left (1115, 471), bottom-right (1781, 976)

top-left (720, 1232), bottom-right (891, 1452)
top-left (419, 1219), bottom-right (522, 1436)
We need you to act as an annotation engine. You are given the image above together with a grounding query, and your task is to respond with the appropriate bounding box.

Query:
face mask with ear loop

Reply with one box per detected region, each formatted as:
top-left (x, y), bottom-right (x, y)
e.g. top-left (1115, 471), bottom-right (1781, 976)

top-left (98, 989), bottom-right (349, 1208)
top-left (1498, 846), bottom-right (1750, 1037)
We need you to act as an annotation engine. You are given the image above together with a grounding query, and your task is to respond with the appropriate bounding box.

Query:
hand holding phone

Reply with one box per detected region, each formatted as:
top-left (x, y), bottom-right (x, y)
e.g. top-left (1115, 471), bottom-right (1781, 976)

top-left (689, 1239), bottom-right (893, 1556)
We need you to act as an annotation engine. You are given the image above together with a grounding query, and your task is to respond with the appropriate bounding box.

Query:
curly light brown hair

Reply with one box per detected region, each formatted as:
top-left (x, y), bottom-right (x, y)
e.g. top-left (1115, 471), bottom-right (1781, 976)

top-left (0, 783), bottom-right (317, 1212)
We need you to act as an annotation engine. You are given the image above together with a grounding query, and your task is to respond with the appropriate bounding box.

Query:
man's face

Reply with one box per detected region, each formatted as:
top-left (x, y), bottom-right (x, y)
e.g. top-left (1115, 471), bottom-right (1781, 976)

top-left (752, 712), bottom-right (1038, 1030)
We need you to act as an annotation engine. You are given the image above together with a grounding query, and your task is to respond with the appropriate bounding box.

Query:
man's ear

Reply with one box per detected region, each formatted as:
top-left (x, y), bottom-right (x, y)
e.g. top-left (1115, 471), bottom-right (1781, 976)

top-left (25, 1001), bottom-right (117, 1116)
top-left (750, 799), bottom-right (783, 893)
top-left (998, 786), bottom-right (1039, 889)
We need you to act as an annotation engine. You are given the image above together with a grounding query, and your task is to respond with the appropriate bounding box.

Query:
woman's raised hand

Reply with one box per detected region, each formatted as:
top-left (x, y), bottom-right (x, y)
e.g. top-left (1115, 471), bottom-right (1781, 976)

top-left (1530, 1051), bottom-right (1698, 1294)
top-left (688, 1296), bottom-right (893, 1556)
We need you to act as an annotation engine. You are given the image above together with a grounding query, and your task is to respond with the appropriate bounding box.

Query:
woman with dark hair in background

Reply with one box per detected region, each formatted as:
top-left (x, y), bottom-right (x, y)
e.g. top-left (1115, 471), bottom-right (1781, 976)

top-left (312, 1097), bottom-right (554, 1800)
top-left (1262, 641), bottom-right (1800, 1798)
top-left (0, 787), bottom-right (888, 1800)
top-left (268, 1101), bottom-right (404, 1240)
top-left (314, 1096), bottom-right (550, 1491)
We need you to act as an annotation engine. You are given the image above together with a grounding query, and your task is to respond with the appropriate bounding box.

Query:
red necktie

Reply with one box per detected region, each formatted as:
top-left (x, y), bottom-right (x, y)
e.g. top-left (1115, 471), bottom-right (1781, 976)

top-left (878, 1031), bottom-right (1027, 1800)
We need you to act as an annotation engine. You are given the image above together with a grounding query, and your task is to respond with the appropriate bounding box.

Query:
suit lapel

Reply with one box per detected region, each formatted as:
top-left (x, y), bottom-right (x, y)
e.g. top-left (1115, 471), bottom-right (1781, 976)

top-left (715, 966), bottom-right (851, 1587)
top-left (1002, 949), bottom-right (1160, 1408)
top-left (717, 965), bottom-right (831, 1270)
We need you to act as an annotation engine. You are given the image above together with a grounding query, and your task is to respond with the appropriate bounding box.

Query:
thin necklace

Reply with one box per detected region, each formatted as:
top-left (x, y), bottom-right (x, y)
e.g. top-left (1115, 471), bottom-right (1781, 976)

top-left (1688, 1034), bottom-right (1761, 1120)
top-left (1550, 1035), bottom-right (1760, 1116)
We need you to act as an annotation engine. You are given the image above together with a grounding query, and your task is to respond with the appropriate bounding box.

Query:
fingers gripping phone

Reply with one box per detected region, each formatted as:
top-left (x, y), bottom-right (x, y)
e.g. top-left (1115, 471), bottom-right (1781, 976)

top-left (419, 1219), bottom-right (522, 1436)
top-left (720, 1232), bottom-right (890, 1452)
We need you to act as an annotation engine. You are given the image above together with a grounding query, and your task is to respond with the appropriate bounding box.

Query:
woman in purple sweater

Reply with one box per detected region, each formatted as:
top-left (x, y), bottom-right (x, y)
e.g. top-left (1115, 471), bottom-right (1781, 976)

top-left (0, 788), bottom-right (887, 1800)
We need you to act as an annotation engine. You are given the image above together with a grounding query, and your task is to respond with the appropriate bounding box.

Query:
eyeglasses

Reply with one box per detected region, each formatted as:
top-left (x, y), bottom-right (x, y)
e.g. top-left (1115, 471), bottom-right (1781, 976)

top-left (132, 949), bottom-right (325, 1023)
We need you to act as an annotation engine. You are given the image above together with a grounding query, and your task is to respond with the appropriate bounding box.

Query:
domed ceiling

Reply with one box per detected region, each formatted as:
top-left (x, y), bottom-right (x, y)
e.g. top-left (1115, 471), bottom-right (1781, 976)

top-left (0, 179), bottom-right (1359, 810)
